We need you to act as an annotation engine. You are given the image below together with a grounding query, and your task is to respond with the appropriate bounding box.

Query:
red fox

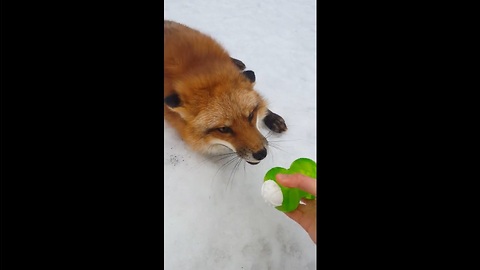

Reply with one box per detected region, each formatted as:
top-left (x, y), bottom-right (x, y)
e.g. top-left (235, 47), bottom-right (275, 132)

top-left (164, 20), bottom-right (287, 165)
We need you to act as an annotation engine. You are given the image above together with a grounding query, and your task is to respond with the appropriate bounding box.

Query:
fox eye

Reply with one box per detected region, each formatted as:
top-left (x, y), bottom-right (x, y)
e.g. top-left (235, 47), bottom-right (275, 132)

top-left (248, 111), bottom-right (254, 122)
top-left (217, 127), bottom-right (233, 133)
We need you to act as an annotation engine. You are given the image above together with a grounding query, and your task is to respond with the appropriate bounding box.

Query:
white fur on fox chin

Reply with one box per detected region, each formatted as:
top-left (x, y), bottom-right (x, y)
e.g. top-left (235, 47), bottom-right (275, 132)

top-left (206, 138), bottom-right (262, 164)
top-left (206, 139), bottom-right (236, 155)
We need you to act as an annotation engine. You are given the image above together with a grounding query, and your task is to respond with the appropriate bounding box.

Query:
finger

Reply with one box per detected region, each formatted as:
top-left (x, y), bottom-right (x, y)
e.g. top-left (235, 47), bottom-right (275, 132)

top-left (276, 173), bottom-right (316, 196)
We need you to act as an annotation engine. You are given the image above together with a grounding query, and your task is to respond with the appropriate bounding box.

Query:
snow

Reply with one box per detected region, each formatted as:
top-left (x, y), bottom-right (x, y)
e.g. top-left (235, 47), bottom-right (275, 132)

top-left (164, 0), bottom-right (317, 269)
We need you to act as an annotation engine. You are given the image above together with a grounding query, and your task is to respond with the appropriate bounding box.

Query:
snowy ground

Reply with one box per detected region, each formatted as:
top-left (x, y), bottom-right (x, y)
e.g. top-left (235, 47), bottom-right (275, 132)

top-left (164, 0), bottom-right (317, 269)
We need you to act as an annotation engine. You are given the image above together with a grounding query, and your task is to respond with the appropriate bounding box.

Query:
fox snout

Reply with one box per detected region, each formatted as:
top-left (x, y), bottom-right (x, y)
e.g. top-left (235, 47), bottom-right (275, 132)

top-left (250, 148), bottom-right (267, 164)
top-left (241, 136), bottom-right (268, 165)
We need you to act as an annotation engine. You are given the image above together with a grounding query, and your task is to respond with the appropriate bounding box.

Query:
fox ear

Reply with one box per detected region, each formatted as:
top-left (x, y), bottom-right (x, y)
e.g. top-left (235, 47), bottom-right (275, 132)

top-left (231, 57), bottom-right (246, 70)
top-left (243, 70), bottom-right (255, 83)
top-left (164, 93), bottom-right (191, 120)
top-left (164, 93), bottom-right (181, 108)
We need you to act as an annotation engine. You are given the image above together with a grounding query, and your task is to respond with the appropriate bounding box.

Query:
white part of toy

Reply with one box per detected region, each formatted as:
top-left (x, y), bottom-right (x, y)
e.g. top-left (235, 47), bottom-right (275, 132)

top-left (261, 180), bottom-right (283, 207)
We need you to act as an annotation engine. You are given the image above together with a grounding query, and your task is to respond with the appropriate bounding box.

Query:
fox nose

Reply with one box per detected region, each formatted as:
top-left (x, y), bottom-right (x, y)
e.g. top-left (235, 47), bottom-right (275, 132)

top-left (252, 148), bottom-right (267, 161)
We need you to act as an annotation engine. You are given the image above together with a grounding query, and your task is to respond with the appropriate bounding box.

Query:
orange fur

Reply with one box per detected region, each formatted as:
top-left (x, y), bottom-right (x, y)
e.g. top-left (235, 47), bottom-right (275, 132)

top-left (164, 20), bottom-right (271, 163)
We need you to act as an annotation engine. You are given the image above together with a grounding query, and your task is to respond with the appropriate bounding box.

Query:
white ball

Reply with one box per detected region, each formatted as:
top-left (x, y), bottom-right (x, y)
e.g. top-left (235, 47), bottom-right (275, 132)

top-left (261, 180), bottom-right (283, 207)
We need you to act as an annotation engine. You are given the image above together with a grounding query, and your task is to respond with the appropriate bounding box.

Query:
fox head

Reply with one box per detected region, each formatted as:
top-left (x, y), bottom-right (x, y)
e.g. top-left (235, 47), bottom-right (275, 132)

top-left (164, 68), bottom-right (269, 164)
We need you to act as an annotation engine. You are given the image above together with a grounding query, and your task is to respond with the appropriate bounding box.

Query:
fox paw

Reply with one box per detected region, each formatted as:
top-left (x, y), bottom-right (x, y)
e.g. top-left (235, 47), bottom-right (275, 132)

top-left (264, 110), bottom-right (287, 133)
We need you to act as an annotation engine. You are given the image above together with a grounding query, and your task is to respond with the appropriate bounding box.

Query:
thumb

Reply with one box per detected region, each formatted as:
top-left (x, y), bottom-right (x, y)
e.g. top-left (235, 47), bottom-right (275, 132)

top-left (276, 173), bottom-right (316, 196)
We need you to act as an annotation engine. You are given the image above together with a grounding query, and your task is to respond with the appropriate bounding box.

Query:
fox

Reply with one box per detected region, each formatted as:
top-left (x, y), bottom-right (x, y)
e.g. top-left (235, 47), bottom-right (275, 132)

top-left (164, 20), bottom-right (287, 165)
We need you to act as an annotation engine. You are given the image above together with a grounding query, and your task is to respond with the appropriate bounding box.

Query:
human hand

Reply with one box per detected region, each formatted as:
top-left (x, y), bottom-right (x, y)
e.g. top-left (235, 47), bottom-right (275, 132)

top-left (276, 173), bottom-right (316, 244)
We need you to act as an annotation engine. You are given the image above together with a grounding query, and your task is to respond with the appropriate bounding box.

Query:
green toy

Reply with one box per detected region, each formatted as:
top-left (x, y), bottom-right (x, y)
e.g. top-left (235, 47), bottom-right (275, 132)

top-left (261, 158), bottom-right (316, 212)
